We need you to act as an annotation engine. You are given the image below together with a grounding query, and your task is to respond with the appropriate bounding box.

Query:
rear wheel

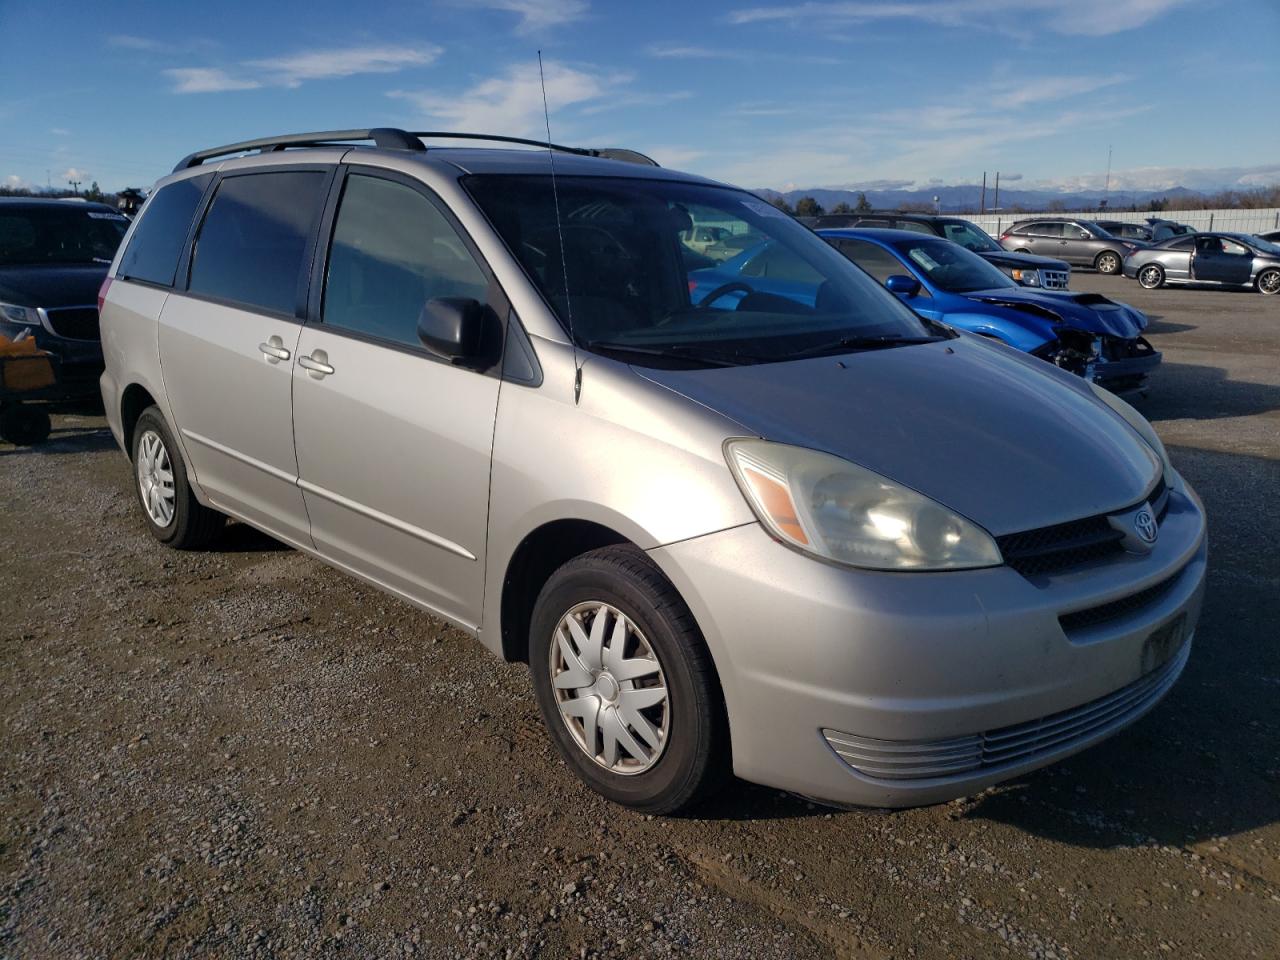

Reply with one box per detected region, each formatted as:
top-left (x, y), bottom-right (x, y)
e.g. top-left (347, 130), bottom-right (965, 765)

top-left (529, 545), bottom-right (729, 813)
top-left (1258, 268), bottom-right (1280, 296)
top-left (1095, 251), bottom-right (1122, 275)
top-left (131, 406), bottom-right (224, 548)
top-left (1137, 264), bottom-right (1165, 290)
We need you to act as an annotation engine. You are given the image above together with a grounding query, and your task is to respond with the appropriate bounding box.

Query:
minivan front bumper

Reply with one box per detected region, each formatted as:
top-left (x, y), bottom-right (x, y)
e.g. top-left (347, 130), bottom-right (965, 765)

top-left (648, 479), bottom-right (1206, 808)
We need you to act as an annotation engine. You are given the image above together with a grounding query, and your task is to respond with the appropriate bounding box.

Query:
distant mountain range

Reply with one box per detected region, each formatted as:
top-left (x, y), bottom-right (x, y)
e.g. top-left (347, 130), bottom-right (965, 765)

top-left (755, 184), bottom-right (1208, 213)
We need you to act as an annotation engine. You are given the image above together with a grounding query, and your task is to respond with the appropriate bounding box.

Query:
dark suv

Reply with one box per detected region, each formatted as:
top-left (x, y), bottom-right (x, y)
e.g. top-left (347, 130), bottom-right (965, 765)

top-left (999, 217), bottom-right (1145, 274)
top-left (0, 198), bottom-right (129, 394)
top-left (804, 212), bottom-right (1070, 289)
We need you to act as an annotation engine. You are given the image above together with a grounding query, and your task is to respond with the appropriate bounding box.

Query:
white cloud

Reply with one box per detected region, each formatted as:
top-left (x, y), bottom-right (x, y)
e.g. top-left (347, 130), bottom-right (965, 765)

top-left (165, 67), bottom-right (262, 94)
top-left (1028, 163), bottom-right (1280, 193)
top-left (165, 44), bottom-right (439, 94)
top-left (579, 89), bottom-right (692, 116)
top-left (389, 61), bottom-right (618, 139)
top-left (466, 0), bottom-right (590, 32)
top-left (645, 146), bottom-right (706, 170)
top-left (60, 167), bottom-right (91, 183)
top-left (4, 174), bottom-right (35, 190)
top-left (727, 0), bottom-right (1191, 37)
top-left (250, 45), bottom-right (441, 88)
top-left (646, 43), bottom-right (842, 65)
top-left (50, 127), bottom-right (70, 136)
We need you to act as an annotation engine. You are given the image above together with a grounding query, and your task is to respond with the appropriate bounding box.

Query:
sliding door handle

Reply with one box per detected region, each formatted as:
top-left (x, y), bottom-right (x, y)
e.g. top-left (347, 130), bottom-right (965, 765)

top-left (259, 339), bottom-right (291, 362)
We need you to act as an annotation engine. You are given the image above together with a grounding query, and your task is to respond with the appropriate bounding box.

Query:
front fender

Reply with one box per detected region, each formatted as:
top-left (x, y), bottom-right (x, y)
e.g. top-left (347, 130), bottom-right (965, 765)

top-left (943, 312), bottom-right (1053, 353)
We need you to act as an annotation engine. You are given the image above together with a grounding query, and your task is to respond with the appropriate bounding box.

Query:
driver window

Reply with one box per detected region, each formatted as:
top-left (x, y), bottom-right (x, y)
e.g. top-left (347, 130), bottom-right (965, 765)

top-left (1221, 239), bottom-right (1248, 256)
top-left (1195, 236), bottom-right (1224, 255)
top-left (1064, 224), bottom-right (1090, 240)
top-left (324, 174), bottom-right (488, 349)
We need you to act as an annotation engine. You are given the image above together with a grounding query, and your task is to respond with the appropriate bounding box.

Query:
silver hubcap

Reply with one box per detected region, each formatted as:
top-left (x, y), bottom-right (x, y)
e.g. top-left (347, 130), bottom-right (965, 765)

top-left (1100, 254), bottom-right (1118, 272)
top-left (550, 601), bottom-right (669, 776)
top-left (137, 430), bottom-right (176, 527)
top-left (1140, 266), bottom-right (1161, 287)
top-left (1261, 271), bottom-right (1280, 294)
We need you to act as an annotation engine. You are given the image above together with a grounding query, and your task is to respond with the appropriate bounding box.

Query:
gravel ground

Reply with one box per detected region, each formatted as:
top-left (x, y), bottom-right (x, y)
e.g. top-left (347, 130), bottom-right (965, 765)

top-left (2, 274), bottom-right (1278, 959)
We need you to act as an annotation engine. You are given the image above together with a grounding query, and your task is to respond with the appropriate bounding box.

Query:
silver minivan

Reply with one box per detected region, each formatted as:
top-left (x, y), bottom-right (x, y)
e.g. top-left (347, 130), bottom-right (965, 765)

top-left (100, 129), bottom-right (1207, 813)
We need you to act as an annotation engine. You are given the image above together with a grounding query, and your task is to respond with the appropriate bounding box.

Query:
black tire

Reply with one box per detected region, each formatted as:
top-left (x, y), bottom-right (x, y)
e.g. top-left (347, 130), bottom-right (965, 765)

top-left (529, 545), bottom-right (729, 814)
top-left (0, 404), bottom-right (52, 445)
top-left (1137, 264), bottom-right (1165, 290)
top-left (1095, 250), bottom-right (1122, 275)
top-left (130, 406), bottom-right (224, 549)
top-left (1258, 268), bottom-right (1280, 296)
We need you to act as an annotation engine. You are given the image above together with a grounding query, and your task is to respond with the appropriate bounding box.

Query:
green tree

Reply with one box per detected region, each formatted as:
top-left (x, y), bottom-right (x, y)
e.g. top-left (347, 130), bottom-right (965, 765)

top-left (855, 192), bottom-right (872, 213)
top-left (794, 196), bottom-right (824, 217)
top-left (768, 195), bottom-right (793, 214)
top-left (831, 201), bottom-right (853, 214)
top-left (85, 181), bottom-right (104, 202)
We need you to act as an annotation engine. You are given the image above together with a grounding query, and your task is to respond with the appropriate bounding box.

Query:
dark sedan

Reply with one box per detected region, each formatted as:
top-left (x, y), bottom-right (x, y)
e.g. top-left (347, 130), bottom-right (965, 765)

top-left (0, 199), bottom-right (128, 395)
top-left (1124, 232), bottom-right (1280, 295)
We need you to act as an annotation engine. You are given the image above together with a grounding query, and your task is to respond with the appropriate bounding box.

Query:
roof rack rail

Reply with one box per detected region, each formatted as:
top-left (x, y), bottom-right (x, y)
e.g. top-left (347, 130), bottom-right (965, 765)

top-left (174, 128), bottom-right (659, 173)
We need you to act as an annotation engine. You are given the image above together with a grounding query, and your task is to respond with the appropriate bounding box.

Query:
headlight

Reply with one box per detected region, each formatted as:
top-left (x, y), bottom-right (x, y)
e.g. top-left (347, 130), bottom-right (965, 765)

top-left (725, 439), bottom-right (1002, 571)
top-left (1088, 382), bottom-right (1174, 482)
top-left (1010, 267), bottom-right (1041, 286)
top-left (0, 301), bottom-right (38, 326)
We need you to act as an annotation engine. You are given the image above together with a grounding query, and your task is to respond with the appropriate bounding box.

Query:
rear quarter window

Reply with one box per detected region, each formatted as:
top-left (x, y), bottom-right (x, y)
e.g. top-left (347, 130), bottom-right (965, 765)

top-left (116, 175), bottom-right (212, 286)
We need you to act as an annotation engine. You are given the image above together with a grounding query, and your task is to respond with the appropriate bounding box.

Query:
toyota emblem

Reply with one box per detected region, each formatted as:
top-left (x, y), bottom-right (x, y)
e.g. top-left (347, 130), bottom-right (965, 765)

top-left (1134, 509), bottom-right (1158, 543)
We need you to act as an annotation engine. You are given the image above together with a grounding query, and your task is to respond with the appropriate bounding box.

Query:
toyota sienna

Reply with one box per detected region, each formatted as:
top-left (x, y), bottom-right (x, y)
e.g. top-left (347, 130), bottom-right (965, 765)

top-left (99, 129), bottom-right (1207, 813)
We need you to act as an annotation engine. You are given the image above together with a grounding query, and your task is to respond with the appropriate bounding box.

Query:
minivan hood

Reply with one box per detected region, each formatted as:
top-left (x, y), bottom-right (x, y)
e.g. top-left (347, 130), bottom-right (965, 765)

top-left (636, 337), bottom-right (1158, 536)
top-left (0, 263), bottom-right (108, 308)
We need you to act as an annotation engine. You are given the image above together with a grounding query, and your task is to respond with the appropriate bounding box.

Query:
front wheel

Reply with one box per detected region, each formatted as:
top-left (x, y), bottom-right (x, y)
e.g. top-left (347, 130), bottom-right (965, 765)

top-left (1138, 264), bottom-right (1165, 290)
top-left (1258, 268), bottom-right (1280, 296)
top-left (1095, 251), bottom-right (1122, 275)
top-left (529, 546), bottom-right (729, 813)
top-left (131, 406), bottom-right (224, 548)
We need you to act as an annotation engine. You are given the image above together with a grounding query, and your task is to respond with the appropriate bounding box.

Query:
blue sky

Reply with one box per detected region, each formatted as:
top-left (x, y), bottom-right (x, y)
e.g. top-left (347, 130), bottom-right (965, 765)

top-left (2, 0), bottom-right (1278, 195)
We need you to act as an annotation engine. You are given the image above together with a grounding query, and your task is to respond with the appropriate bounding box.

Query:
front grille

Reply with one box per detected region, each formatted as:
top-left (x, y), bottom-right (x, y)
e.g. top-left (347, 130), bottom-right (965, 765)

top-left (823, 638), bottom-right (1189, 781)
top-left (1040, 269), bottom-right (1070, 290)
top-left (1102, 335), bottom-right (1158, 361)
top-left (43, 306), bottom-right (100, 341)
top-left (997, 475), bottom-right (1168, 578)
top-left (997, 515), bottom-right (1124, 577)
top-left (1058, 566), bottom-right (1183, 633)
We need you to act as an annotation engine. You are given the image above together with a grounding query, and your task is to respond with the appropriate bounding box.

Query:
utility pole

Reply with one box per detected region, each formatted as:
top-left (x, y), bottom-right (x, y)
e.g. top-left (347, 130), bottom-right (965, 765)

top-left (1103, 144), bottom-right (1112, 209)
top-left (68, 179), bottom-right (81, 195)
top-left (993, 171), bottom-right (1000, 211)
top-left (980, 172), bottom-right (987, 214)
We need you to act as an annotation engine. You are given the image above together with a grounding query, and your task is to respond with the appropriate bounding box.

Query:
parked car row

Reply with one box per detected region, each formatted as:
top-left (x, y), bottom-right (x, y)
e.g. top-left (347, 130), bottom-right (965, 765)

top-left (1125, 232), bottom-right (1280, 294)
top-left (90, 128), bottom-right (1207, 816)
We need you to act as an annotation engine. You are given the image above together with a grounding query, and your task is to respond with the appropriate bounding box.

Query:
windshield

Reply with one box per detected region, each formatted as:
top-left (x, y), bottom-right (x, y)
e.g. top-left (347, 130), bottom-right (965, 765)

top-left (938, 220), bottom-right (1000, 253)
top-left (890, 237), bottom-right (1016, 293)
top-left (0, 206), bottom-right (128, 266)
top-left (464, 175), bottom-right (937, 366)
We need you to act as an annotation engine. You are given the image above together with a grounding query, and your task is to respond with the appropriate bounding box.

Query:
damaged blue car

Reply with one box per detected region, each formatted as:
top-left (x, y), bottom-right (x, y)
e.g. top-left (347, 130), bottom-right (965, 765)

top-left (688, 227), bottom-right (1160, 395)
top-left (818, 229), bottom-right (1160, 395)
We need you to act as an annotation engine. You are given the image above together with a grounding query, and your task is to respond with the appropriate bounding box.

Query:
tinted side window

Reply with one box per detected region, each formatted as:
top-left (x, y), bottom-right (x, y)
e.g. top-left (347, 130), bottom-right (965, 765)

top-left (188, 171), bottom-right (328, 316)
top-left (1065, 223), bottom-right (1091, 240)
top-left (836, 239), bottom-right (907, 285)
top-left (116, 175), bottom-right (212, 286)
top-left (1029, 222), bottom-right (1063, 237)
top-left (322, 175), bottom-right (488, 348)
top-left (1166, 236), bottom-right (1195, 250)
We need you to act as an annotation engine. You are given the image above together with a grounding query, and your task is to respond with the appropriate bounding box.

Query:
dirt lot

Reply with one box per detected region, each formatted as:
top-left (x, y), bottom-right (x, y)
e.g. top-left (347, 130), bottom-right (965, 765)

top-left (2, 274), bottom-right (1278, 959)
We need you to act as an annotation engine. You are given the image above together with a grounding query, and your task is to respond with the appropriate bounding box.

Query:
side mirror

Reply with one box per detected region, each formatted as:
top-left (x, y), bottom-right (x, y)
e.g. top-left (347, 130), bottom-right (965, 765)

top-left (885, 274), bottom-right (921, 297)
top-left (417, 297), bottom-right (498, 365)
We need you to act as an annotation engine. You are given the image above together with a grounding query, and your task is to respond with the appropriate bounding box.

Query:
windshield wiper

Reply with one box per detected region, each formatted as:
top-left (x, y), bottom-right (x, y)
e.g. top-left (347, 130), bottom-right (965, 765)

top-left (779, 334), bottom-right (946, 361)
top-left (584, 340), bottom-right (765, 368)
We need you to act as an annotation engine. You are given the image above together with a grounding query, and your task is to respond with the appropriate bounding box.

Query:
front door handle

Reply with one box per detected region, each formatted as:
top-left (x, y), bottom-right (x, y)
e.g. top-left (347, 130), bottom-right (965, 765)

top-left (298, 353), bottom-right (335, 377)
top-left (259, 337), bottom-right (291, 362)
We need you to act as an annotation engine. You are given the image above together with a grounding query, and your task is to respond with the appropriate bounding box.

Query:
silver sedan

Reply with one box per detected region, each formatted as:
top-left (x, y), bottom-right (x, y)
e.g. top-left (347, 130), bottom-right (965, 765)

top-left (1124, 232), bottom-right (1280, 295)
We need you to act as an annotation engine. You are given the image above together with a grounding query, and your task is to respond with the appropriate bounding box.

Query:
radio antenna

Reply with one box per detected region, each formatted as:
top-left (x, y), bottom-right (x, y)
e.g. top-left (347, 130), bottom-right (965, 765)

top-left (538, 50), bottom-right (581, 403)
